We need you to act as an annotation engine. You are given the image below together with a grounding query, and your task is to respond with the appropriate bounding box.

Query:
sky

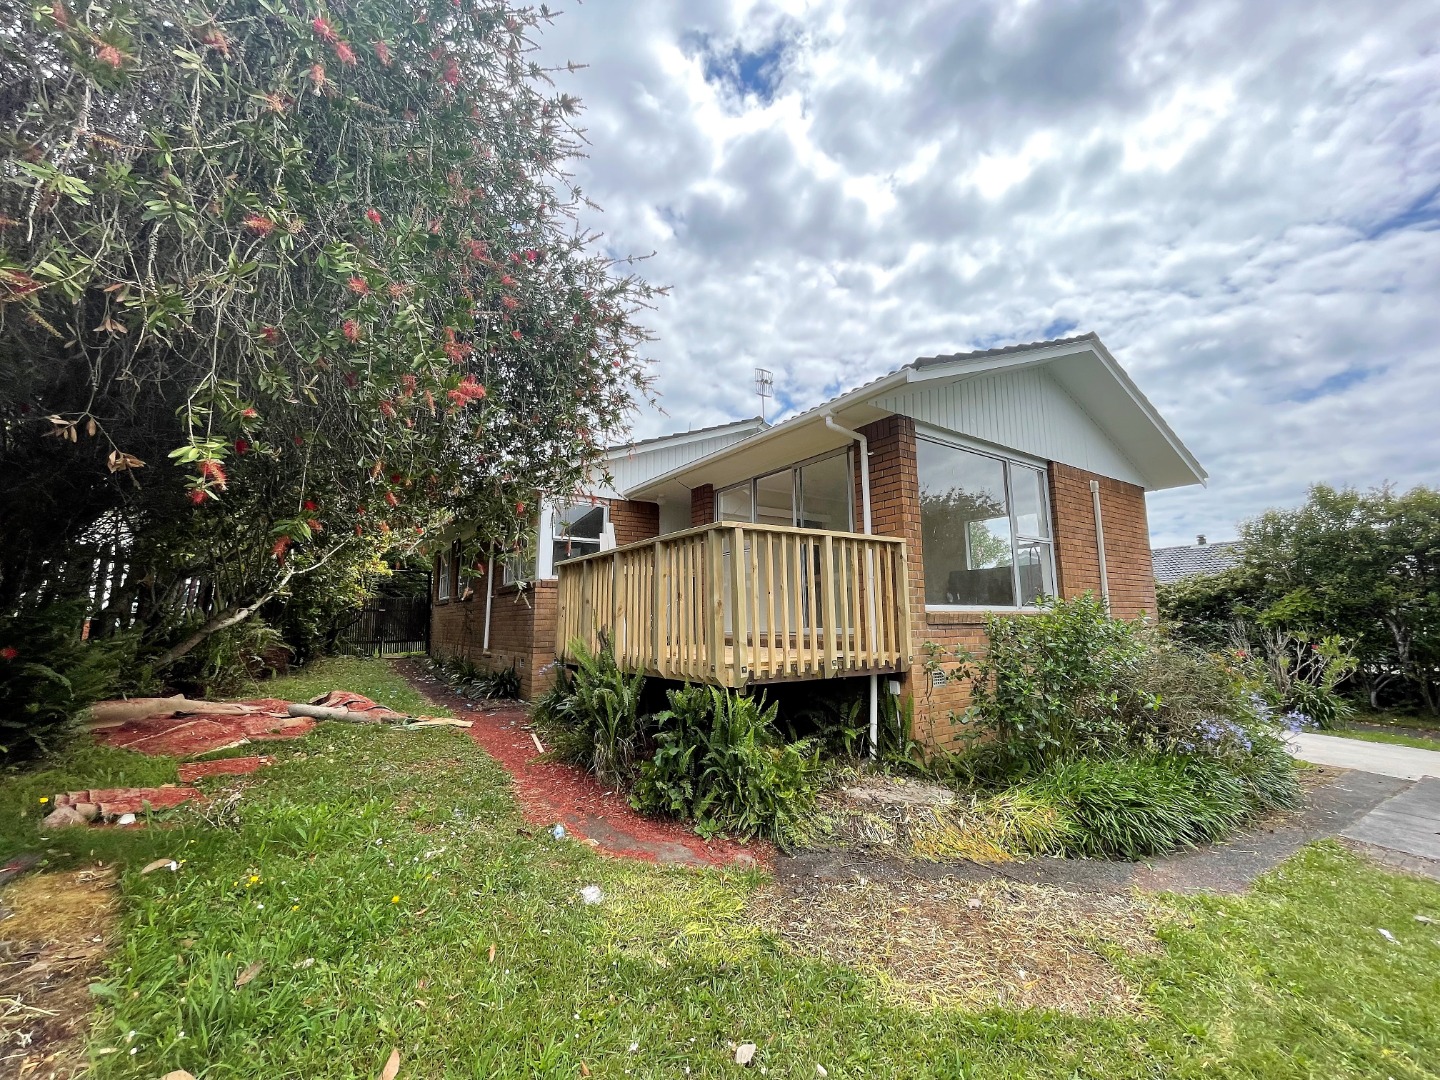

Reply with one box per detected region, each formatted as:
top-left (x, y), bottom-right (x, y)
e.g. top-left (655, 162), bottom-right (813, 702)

top-left (533, 0), bottom-right (1440, 547)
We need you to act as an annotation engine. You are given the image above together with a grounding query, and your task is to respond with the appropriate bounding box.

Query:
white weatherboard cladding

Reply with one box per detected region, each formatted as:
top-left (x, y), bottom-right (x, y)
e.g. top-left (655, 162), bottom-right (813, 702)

top-left (596, 429), bottom-right (760, 499)
top-left (875, 366), bottom-right (1145, 486)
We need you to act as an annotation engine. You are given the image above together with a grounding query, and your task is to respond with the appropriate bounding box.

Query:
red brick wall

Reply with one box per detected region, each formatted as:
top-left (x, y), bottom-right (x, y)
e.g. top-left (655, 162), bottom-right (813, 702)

top-left (856, 416), bottom-right (1157, 752)
top-left (609, 498), bottom-right (660, 546)
top-left (1048, 463), bottom-right (1156, 619)
top-left (691, 484), bottom-right (715, 526)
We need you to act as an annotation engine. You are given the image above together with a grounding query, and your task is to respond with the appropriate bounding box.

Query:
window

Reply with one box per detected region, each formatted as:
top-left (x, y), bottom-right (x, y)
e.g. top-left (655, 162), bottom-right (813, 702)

top-left (552, 501), bottom-right (607, 566)
top-left (917, 438), bottom-right (1054, 608)
top-left (501, 545), bottom-right (536, 586)
top-left (715, 450), bottom-right (853, 530)
top-left (436, 547), bottom-right (454, 601)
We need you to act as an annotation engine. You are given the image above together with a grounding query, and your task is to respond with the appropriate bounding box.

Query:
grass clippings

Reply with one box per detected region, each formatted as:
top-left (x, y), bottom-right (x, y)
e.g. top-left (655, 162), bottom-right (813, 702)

top-left (0, 867), bottom-right (118, 1078)
top-left (749, 873), bottom-right (1157, 1014)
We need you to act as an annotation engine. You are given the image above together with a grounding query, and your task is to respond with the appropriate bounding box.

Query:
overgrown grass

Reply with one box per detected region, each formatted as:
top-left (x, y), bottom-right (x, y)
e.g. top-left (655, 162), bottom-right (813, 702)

top-left (255, 656), bottom-right (451, 718)
top-left (5, 659), bottom-right (1440, 1077)
top-left (1325, 727), bottom-right (1440, 751)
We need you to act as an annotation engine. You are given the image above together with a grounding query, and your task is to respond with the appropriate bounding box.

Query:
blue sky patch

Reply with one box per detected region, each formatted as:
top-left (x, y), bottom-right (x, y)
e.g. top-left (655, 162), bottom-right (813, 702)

top-left (1289, 365), bottom-right (1379, 403)
top-left (692, 32), bottom-right (791, 105)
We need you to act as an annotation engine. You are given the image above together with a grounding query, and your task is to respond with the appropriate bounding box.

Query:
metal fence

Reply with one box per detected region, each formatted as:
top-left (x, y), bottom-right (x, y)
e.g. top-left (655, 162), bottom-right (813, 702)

top-left (334, 595), bottom-right (430, 656)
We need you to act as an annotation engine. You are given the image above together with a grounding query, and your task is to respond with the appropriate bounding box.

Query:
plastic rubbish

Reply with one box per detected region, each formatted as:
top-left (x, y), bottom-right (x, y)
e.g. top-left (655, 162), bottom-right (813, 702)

top-left (580, 885), bottom-right (603, 905)
top-left (551, 824), bottom-right (566, 840)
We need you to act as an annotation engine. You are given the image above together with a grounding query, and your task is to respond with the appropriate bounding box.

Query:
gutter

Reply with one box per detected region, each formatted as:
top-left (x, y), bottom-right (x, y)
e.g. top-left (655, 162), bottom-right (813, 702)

top-left (824, 415), bottom-right (879, 760)
top-left (1090, 481), bottom-right (1110, 607)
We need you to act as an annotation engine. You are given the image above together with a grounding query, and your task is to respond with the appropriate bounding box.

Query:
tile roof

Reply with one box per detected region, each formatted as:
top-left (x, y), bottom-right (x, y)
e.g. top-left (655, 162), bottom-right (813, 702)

top-left (1152, 540), bottom-right (1244, 584)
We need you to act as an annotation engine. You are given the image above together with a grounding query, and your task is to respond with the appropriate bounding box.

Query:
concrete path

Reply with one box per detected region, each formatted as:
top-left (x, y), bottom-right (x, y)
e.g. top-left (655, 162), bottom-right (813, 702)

top-left (1287, 731), bottom-right (1440, 780)
top-left (1342, 778), bottom-right (1440, 867)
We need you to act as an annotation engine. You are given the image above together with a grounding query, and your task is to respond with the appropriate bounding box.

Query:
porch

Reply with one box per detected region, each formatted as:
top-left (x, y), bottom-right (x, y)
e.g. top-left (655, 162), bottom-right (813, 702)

top-left (554, 522), bottom-right (912, 687)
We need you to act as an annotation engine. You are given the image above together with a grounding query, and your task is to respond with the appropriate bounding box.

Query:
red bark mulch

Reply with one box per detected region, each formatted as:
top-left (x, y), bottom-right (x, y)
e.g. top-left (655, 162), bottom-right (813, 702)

top-left (393, 660), bottom-right (770, 869)
top-left (177, 755), bottom-right (273, 782)
top-left (91, 698), bottom-right (315, 757)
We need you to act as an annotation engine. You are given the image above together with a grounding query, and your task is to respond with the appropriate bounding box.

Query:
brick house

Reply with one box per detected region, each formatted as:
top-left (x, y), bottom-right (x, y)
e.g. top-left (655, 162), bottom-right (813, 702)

top-left (431, 333), bottom-right (1205, 749)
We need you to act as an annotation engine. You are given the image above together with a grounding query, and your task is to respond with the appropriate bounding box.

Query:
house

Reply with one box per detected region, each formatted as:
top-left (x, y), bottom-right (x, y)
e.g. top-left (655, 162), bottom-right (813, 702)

top-left (431, 333), bottom-right (1206, 750)
top-left (1152, 536), bottom-right (1244, 584)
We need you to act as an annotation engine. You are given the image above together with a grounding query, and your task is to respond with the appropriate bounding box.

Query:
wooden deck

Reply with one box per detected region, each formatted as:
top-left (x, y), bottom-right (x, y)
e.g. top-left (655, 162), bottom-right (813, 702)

top-left (555, 522), bottom-right (912, 687)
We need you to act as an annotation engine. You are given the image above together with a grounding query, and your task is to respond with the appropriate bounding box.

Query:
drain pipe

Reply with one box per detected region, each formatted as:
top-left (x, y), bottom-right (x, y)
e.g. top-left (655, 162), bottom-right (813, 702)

top-left (482, 553), bottom-right (496, 652)
top-left (1090, 480), bottom-right (1110, 608)
top-left (823, 414), bottom-right (879, 760)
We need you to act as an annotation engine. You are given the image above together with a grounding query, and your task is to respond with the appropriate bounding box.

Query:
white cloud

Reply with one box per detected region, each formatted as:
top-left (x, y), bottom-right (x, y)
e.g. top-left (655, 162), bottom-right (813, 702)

top-left (537, 0), bottom-right (1440, 546)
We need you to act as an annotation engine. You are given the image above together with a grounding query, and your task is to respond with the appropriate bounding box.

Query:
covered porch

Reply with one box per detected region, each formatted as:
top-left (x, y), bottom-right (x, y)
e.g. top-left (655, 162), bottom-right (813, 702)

top-left (554, 522), bottom-right (912, 687)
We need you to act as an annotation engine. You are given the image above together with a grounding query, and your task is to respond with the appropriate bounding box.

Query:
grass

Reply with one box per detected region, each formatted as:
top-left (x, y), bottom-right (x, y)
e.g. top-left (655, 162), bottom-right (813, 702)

top-left (254, 655), bottom-right (452, 718)
top-left (3, 657), bottom-right (1440, 1078)
top-left (1323, 727), bottom-right (1440, 751)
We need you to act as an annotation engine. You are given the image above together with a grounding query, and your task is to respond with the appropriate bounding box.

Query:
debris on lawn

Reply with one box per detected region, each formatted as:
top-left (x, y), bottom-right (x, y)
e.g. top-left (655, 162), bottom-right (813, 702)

top-left (89, 696), bottom-right (314, 757)
top-left (0, 867), bottom-right (117, 1077)
top-left (748, 873), bottom-right (1157, 1014)
top-left (234, 960), bottom-right (264, 988)
top-left (734, 1042), bottom-right (757, 1066)
top-left (43, 785), bottom-right (203, 828)
top-left (579, 884), bottom-right (604, 905)
top-left (289, 691), bottom-right (471, 730)
top-left (177, 755), bottom-right (274, 782)
top-left (140, 858), bottom-right (179, 875)
top-left (1379, 928), bottom-right (1398, 943)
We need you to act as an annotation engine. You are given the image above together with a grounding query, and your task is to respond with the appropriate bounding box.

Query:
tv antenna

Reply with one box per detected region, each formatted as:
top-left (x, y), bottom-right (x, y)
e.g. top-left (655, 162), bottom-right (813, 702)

top-left (754, 367), bottom-right (773, 422)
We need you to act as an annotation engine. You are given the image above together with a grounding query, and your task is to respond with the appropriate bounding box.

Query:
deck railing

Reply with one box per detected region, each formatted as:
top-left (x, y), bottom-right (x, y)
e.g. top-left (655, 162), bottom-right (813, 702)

top-left (555, 521), bottom-right (912, 687)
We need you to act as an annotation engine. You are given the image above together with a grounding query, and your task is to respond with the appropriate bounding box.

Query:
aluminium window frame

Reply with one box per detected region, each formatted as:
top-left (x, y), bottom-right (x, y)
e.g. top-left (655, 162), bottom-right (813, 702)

top-left (915, 430), bottom-right (1057, 613)
top-left (713, 447), bottom-right (856, 532)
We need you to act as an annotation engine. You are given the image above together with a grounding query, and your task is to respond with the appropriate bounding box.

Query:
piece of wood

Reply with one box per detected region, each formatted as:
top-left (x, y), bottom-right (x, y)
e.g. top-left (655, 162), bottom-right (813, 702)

top-left (286, 703), bottom-right (374, 722)
top-left (530, 731), bottom-right (545, 753)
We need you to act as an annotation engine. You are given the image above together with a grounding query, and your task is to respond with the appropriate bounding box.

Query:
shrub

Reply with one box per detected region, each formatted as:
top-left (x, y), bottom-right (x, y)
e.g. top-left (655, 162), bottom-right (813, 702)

top-left (634, 684), bottom-right (823, 846)
top-left (0, 598), bottom-right (133, 762)
top-left (531, 640), bottom-right (646, 787)
top-left (428, 654), bottom-right (521, 700)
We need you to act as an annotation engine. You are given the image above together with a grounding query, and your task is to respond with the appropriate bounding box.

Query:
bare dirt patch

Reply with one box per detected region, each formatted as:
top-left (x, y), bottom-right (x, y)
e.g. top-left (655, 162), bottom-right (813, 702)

top-left (1, 867), bottom-right (117, 1078)
top-left (749, 873), bottom-right (1158, 1014)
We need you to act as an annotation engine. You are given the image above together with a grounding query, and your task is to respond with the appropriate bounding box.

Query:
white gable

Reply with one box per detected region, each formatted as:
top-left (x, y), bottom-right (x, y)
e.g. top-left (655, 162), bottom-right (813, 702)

top-left (873, 365), bottom-right (1146, 486)
top-left (586, 422), bottom-right (764, 500)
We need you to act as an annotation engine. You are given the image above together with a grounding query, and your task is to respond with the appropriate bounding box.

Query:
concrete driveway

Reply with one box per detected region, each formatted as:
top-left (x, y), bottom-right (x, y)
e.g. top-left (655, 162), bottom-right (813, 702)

top-left (1287, 731), bottom-right (1440, 781)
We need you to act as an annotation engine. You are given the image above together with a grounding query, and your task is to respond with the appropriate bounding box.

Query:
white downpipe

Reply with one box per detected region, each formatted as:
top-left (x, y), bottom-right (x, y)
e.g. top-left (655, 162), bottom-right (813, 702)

top-left (1090, 480), bottom-right (1110, 607)
top-left (823, 415), bottom-right (879, 760)
top-left (482, 553), bottom-right (496, 652)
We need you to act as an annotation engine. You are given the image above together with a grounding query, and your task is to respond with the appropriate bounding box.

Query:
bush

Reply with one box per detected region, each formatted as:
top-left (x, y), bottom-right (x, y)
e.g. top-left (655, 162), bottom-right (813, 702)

top-left (428, 653), bottom-right (521, 700)
top-left (633, 684), bottom-right (822, 846)
top-left (0, 598), bottom-right (133, 762)
top-left (531, 640), bottom-right (646, 787)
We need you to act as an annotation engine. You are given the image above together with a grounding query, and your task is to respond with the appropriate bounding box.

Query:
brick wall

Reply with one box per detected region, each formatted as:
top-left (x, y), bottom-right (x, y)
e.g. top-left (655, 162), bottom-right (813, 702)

top-left (428, 497), bottom-right (658, 699)
top-left (856, 416), bottom-right (1157, 752)
top-left (1048, 463), bottom-right (1156, 619)
top-left (691, 484), bottom-right (715, 526)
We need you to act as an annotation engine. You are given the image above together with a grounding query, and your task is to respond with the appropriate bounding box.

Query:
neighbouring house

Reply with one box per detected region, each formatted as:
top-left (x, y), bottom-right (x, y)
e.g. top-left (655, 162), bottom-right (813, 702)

top-left (1152, 536), bottom-right (1244, 584)
top-left (431, 333), bottom-right (1206, 750)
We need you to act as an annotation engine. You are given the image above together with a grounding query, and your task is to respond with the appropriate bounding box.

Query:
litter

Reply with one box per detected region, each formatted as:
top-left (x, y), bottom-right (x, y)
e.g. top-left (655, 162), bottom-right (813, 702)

top-left (734, 1043), bottom-right (757, 1066)
top-left (580, 885), bottom-right (604, 905)
top-left (1415, 915), bottom-right (1434, 925)
top-left (114, 813), bottom-right (136, 826)
top-left (1378, 928), bottom-right (1398, 943)
top-left (140, 859), bottom-right (178, 875)
top-left (552, 824), bottom-right (567, 840)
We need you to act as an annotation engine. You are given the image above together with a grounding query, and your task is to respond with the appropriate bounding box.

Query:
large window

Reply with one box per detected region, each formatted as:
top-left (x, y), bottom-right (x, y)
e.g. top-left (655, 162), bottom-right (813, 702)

top-left (715, 450), bottom-right (853, 531)
top-left (436, 546), bottom-right (454, 601)
top-left (917, 437), bottom-right (1054, 608)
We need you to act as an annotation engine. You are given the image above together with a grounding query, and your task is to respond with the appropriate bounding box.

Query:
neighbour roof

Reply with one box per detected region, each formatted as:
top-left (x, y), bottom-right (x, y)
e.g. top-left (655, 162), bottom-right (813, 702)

top-left (624, 333), bottom-right (1206, 502)
top-left (1152, 540), bottom-right (1244, 584)
top-left (604, 416), bottom-right (767, 456)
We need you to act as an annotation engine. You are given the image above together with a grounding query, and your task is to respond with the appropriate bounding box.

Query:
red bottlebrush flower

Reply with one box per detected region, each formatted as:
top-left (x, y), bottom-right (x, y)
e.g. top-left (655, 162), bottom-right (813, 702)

top-left (0, 645), bottom-right (16, 661)
top-left (302, 499), bottom-right (319, 512)
top-left (244, 214), bottom-right (275, 236)
top-left (292, 434), bottom-right (304, 446)
top-left (501, 295), bottom-right (519, 311)
top-left (379, 521), bottom-right (391, 536)
top-left (466, 239), bottom-right (487, 260)
top-left (423, 389), bottom-right (435, 412)
top-left (342, 320), bottom-right (360, 343)
top-left (201, 30), bottom-right (231, 56)
top-left (307, 518), bottom-right (323, 533)
top-left (355, 524), bottom-right (364, 537)
top-left (400, 374), bottom-right (417, 396)
top-left (524, 249), bottom-right (538, 262)
top-left (365, 208), bottom-right (382, 225)
top-left (510, 329), bottom-right (522, 341)
top-left (312, 16), bottom-right (338, 41)
top-left (379, 400), bottom-right (396, 418)
top-left (188, 488), bottom-right (207, 506)
top-left (234, 437), bottom-right (250, 455)
top-left (50, 3), bottom-right (68, 28)
top-left (308, 63), bottom-right (326, 90)
top-left (510, 252), bottom-right (521, 264)
top-left (199, 459), bottom-right (228, 489)
top-left (357, 504), bottom-right (366, 515)
top-left (260, 325), bottom-right (280, 345)
top-left (272, 535), bottom-right (292, 560)
top-left (333, 40), bottom-right (357, 65)
top-left (240, 407), bottom-right (258, 420)
top-left (515, 501), bottom-right (526, 515)
top-left (388, 281), bottom-right (408, 299)
top-left (389, 472), bottom-right (404, 485)
top-left (440, 57), bottom-right (460, 87)
top-left (385, 490), bottom-right (399, 507)
top-left (343, 370), bottom-right (358, 388)
top-left (347, 276), bottom-right (370, 295)
top-left (374, 40), bottom-right (393, 66)
top-left (500, 274), bottom-right (515, 287)
top-left (97, 44), bottom-right (124, 69)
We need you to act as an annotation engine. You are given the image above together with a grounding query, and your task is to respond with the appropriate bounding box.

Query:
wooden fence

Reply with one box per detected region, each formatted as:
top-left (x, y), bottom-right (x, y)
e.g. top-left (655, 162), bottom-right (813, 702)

top-left (555, 522), bottom-right (911, 687)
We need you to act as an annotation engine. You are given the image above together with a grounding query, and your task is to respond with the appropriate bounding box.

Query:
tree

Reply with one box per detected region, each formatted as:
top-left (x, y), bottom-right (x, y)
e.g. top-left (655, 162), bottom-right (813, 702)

top-left (1, 0), bottom-right (656, 668)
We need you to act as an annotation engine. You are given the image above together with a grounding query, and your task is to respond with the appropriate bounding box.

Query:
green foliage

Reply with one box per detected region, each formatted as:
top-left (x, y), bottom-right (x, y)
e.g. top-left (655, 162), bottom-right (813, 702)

top-left (633, 685), bottom-right (822, 847)
top-left (535, 640), bottom-right (647, 788)
top-left (1, 0), bottom-right (656, 680)
top-left (0, 598), bottom-right (136, 762)
top-left (164, 617), bottom-right (290, 698)
top-left (1229, 629), bottom-right (1356, 730)
top-left (428, 652), bottom-right (520, 700)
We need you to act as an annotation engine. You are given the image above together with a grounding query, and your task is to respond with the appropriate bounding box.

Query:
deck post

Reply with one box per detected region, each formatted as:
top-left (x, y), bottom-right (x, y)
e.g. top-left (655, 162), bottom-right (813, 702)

top-left (652, 540), bottom-right (663, 678)
top-left (730, 525), bottom-right (748, 686)
top-left (820, 533), bottom-right (837, 678)
top-left (707, 528), bottom-right (725, 682)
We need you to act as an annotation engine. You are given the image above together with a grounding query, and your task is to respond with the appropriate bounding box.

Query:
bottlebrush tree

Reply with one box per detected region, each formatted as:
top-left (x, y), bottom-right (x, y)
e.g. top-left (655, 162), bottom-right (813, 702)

top-left (0, 0), bottom-right (655, 665)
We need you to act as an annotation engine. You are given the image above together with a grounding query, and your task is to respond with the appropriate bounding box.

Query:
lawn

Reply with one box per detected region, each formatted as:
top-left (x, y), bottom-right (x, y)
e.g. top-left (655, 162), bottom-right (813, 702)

top-left (1319, 708), bottom-right (1440, 752)
top-left (4, 659), bottom-right (1440, 1078)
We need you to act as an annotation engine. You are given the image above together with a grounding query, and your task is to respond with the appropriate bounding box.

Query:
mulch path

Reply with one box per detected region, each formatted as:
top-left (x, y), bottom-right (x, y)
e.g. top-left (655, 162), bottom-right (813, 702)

top-left (393, 660), bottom-right (769, 869)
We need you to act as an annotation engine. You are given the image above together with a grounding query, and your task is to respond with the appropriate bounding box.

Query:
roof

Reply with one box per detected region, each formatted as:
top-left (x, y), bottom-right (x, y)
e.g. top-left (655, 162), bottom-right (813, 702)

top-left (604, 416), bottom-right (767, 456)
top-left (1152, 540), bottom-right (1244, 584)
top-left (624, 333), bottom-right (1207, 502)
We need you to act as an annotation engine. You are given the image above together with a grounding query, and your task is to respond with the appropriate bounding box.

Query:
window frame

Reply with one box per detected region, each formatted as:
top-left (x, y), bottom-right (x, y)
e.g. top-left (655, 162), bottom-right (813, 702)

top-left (550, 499), bottom-right (609, 570)
top-left (916, 432), bottom-right (1057, 612)
top-left (436, 545), bottom-right (454, 602)
top-left (713, 448), bottom-right (855, 532)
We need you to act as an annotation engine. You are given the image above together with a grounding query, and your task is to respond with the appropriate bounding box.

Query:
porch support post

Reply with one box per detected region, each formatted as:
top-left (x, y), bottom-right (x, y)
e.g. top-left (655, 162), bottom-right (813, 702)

top-left (825, 414), bottom-right (880, 758)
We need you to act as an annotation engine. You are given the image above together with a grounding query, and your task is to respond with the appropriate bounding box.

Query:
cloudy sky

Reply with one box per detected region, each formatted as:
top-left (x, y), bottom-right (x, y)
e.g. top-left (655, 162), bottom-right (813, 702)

top-left (535, 0), bottom-right (1440, 546)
